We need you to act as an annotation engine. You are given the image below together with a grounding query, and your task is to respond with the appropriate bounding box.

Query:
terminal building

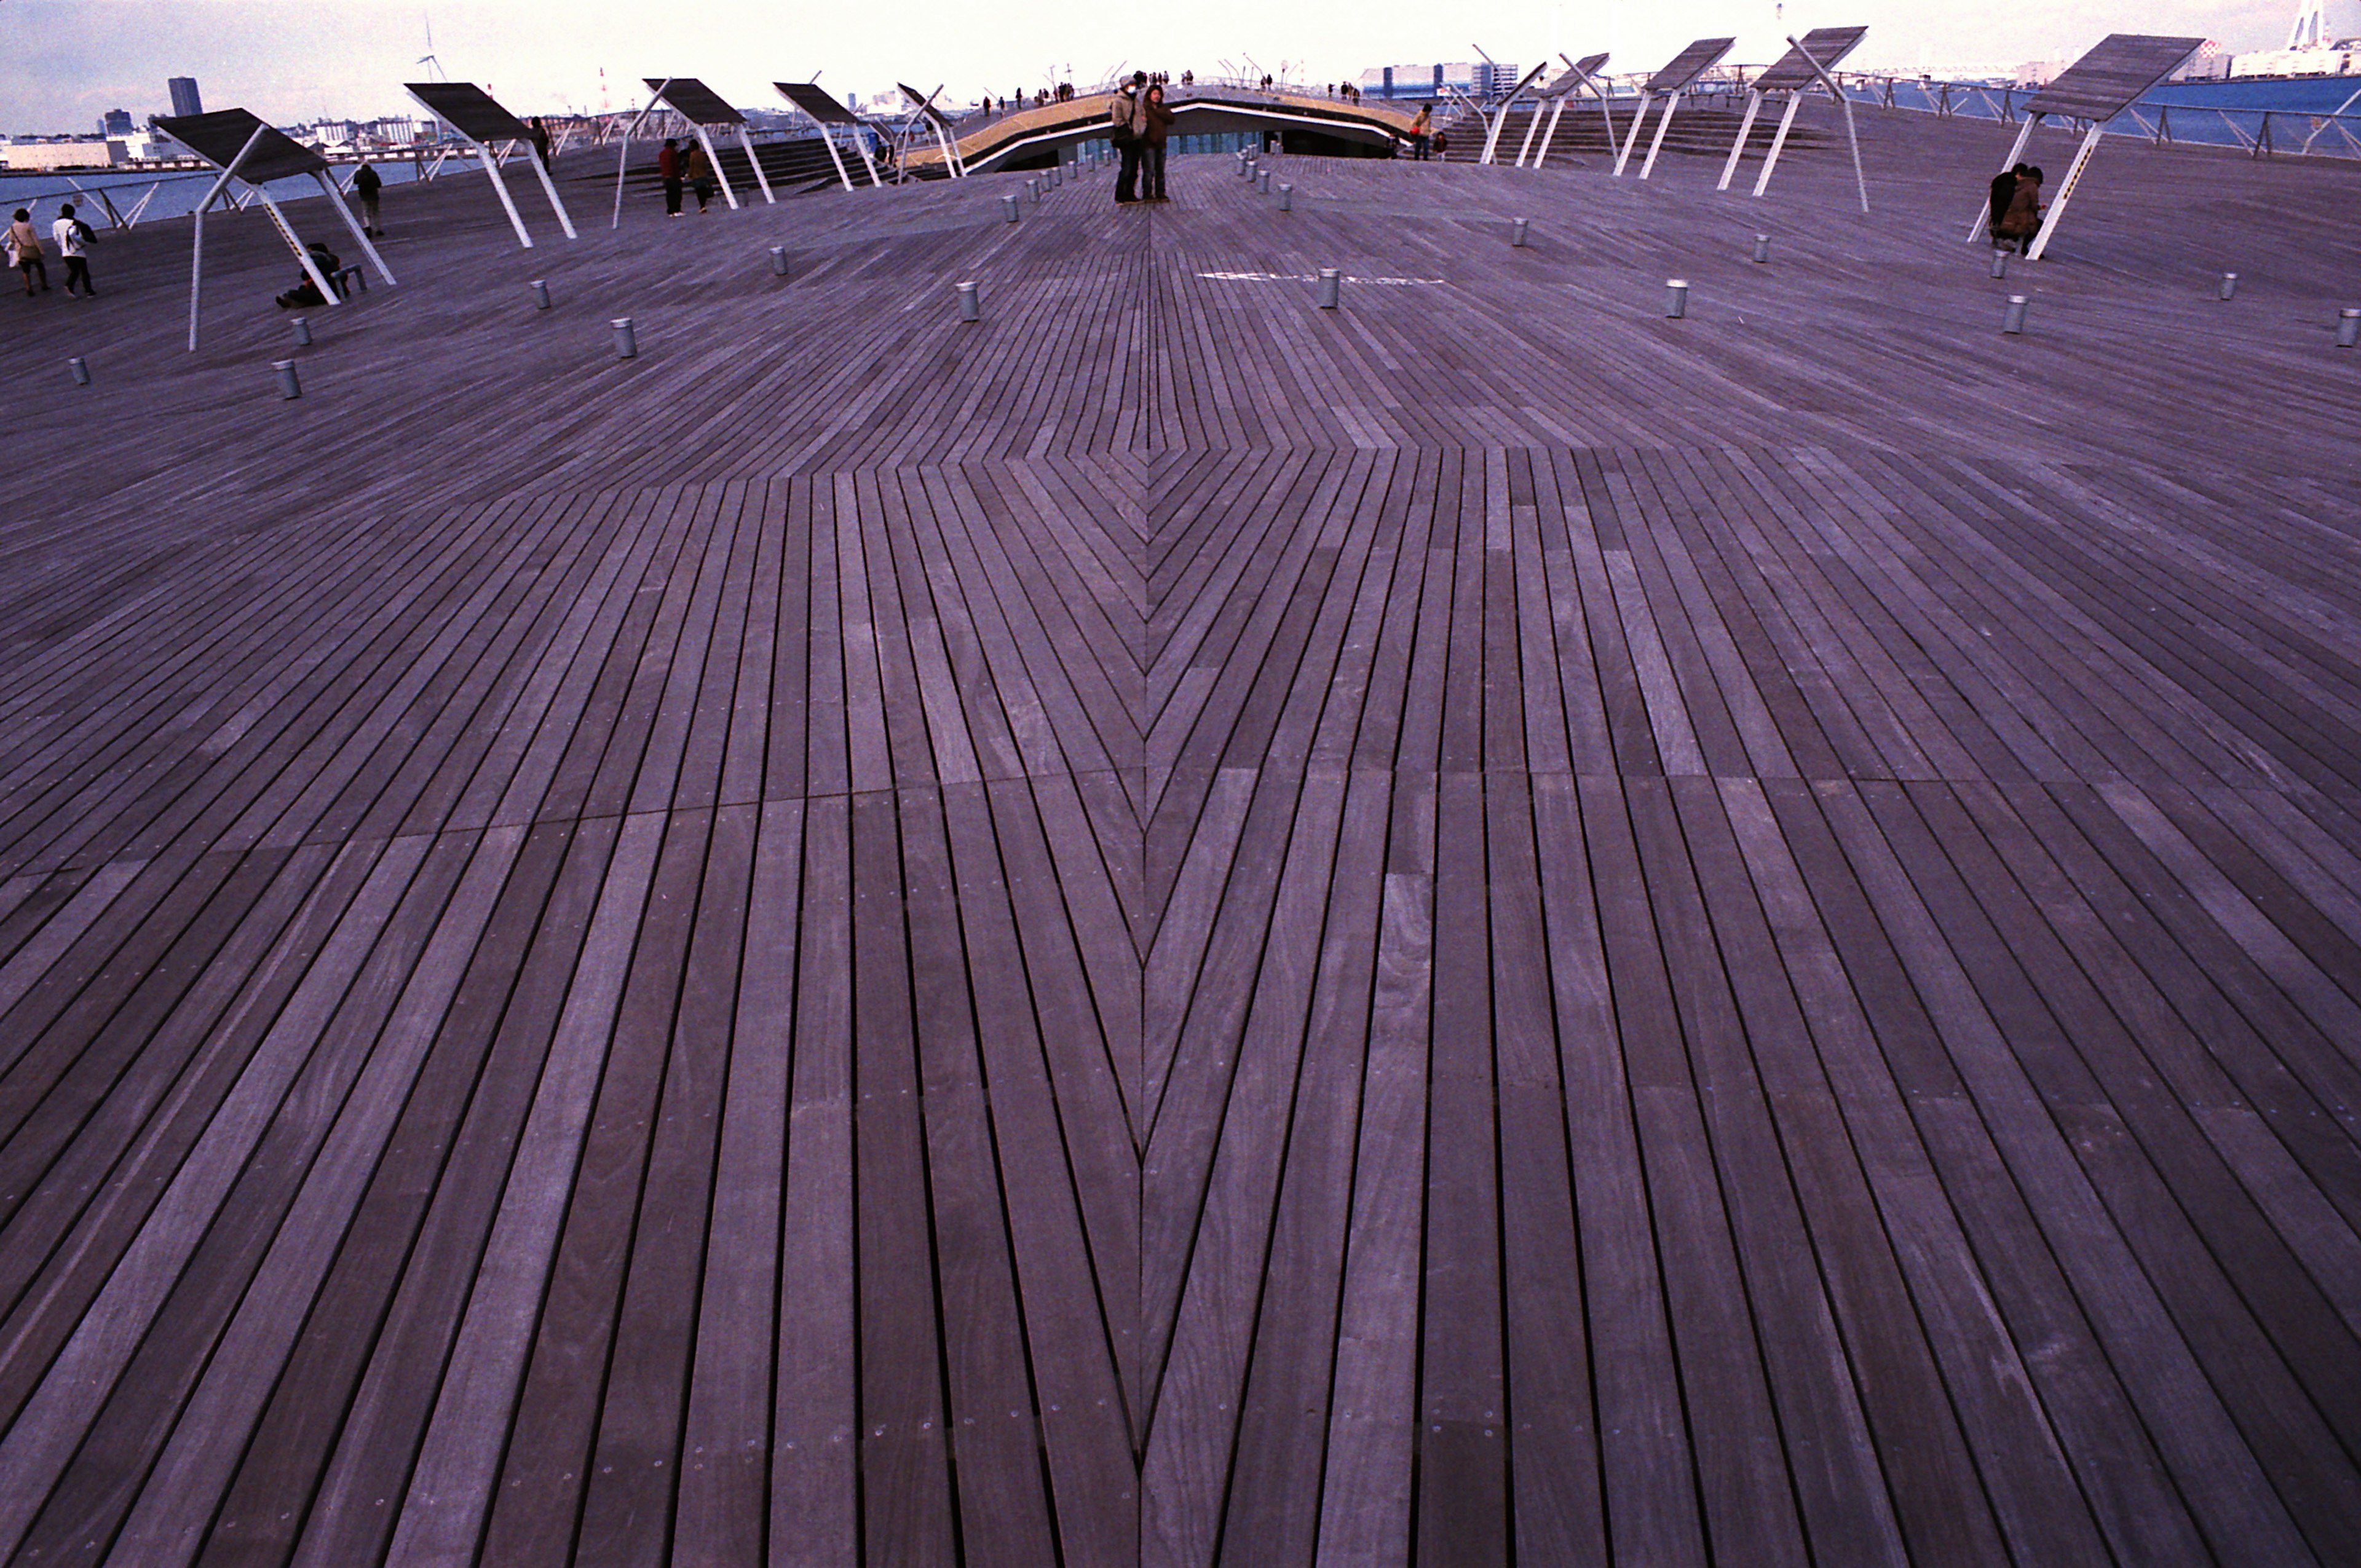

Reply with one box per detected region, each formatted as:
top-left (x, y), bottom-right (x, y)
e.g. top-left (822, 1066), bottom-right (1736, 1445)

top-left (1358, 61), bottom-right (1521, 101)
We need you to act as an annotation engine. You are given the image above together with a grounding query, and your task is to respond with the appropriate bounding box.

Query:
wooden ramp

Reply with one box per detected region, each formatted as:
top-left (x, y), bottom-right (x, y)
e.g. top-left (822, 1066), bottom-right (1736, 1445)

top-left (1, 105), bottom-right (2360, 1567)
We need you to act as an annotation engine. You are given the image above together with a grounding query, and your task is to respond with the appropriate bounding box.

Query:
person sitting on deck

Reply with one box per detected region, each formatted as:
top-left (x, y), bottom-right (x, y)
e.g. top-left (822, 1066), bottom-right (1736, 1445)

top-left (275, 241), bottom-right (341, 309)
top-left (1994, 165), bottom-right (2044, 253)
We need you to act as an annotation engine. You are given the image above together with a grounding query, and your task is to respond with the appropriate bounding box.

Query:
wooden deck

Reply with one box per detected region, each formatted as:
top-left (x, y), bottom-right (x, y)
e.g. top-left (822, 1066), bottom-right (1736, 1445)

top-left (2, 101), bottom-right (2360, 1567)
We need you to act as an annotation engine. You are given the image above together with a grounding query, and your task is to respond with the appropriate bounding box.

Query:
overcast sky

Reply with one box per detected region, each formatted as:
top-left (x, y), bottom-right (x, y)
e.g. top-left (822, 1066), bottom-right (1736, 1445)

top-left (2, 0), bottom-right (2338, 130)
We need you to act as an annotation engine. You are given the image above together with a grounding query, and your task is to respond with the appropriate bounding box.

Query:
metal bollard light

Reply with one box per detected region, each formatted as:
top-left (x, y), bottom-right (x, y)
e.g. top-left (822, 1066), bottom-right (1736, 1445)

top-left (273, 360), bottom-right (301, 399)
top-left (957, 280), bottom-right (981, 322)
top-left (1278, 183), bottom-right (1293, 211)
top-left (1752, 234), bottom-right (1771, 264)
top-left (1664, 279), bottom-right (1690, 318)
top-left (1988, 250), bottom-right (2009, 278)
top-left (1316, 268), bottom-right (1341, 309)
top-left (1512, 218), bottom-right (1530, 247)
top-left (769, 246), bottom-right (789, 277)
top-left (1002, 192), bottom-right (1020, 223)
top-left (612, 317), bottom-right (638, 358)
top-left (2338, 307), bottom-right (2360, 348)
top-left (1259, 169), bottom-right (1271, 192)
top-left (530, 278), bottom-right (552, 309)
top-left (291, 316), bottom-right (313, 347)
top-left (1027, 177), bottom-right (1039, 202)
top-left (68, 356), bottom-right (90, 386)
top-left (2217, 271), bottom-right (2237, 301)
top-left (2003, 294), bottom-right (2029, 334)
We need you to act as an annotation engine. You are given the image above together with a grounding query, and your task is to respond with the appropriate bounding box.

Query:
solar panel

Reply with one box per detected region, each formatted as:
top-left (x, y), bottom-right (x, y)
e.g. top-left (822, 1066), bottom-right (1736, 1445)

top-left (644, 77), bottom-right (746, 125)
top-left (1644, 37), bottom-right (1736, 94)
top-left (1540, 52), bottom-right (1610, 97)
top-left (2023, 34), bottom-right (2203, 121)
top-left (776, 82), bottom-right (862, 125)
top-left (1752, 26), bottom-right (1870, 93)
top-left (405, 82), bottom-right (532, 144)
top-left (151, 108), bottom-right (326, 184)
top-left (899, 82), bottom-right (954, 129)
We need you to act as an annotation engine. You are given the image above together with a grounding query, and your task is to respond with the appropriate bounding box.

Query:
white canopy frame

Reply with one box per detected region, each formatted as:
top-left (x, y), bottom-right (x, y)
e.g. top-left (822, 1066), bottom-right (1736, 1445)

top-left (1478, 63), bottom-right (1552, 164)
top-left (1615, 37), bottom-right (1736, 179)
top-left (1522, 53), bottom-right (1614, 169)
top-left (403, 84), bottom-right (577, 249)
top-left (1715, 28), bottom-right (1870, 211)
top-left (900, 83), bottom-right (967, 178)
top-left (777, 83), bottom-right (883, 191)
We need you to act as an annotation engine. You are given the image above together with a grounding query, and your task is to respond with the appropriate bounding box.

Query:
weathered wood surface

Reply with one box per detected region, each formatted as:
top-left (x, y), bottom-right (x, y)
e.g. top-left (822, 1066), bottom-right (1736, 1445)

top-left (2, 101), bottom-right (2359, 1566)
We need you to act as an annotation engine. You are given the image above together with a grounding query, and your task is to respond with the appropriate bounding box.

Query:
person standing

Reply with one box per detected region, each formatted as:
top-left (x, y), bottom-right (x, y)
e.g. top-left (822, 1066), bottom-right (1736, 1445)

top-left (1141, 84), bottom-right (1174, 202)
top-left (658, 137), bottom-right (685, 216)
top-left (1409, 104), bottom-right (1433, 160)
top-left (51, 203), bottom-right (96, 296)
top-left (529, 116), bottom-right (553, 173)
top-left (352, 157), bottom-right (383, 235)
top-left (684, 141), bottom-right (716, 212)
top-left (1112, 71), bottom-right (1147, 203)
top-left (7, 210), bottom-right (47, 295)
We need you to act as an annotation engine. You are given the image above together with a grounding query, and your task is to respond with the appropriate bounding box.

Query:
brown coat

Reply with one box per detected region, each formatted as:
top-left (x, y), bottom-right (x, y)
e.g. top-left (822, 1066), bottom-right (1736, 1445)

top-left (1141, 97), bottom-right (1176, 146)
top-left (1996, 177), bottom-right (2042, 238)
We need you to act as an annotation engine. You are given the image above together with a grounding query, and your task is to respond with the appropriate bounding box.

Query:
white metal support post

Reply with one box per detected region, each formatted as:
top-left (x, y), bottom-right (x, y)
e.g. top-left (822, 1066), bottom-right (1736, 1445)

top-left (692, 123), bottom-right (740, 208)
top-left (612, 79), bottom-right (673, 228)
top-left (817, 127), bottom-right (855, 191)
top-left (187, 120), bottom-right (267, 351)
top-left (461, 130), bottom-right (536, 246)
top-left (849, 125), bottom-right (882, 187)
top-left (1536, 95), bottom-right (1570, 166)
top-left (1750, 95), bottom-right (1806, 194)
top-left (1614, 92), bottom-right (1654, 175)
top-left (1516, 98), bottom-right (1546, 165)
top-left (737, 125), bottom-right (777, 202)
top-left (310, 170), bottom-right (397, 283)
top-left (524, 149), bottom-right (579, 238)
top-left (2025, 119), bottom-right (2103, 260)
top-left (1781, 35), bottom-right (1867, 211)
top-left (1639, 89), bottom-right (1681, 178)
top-left (1717, 90), bottom-right (1765, 189)
top-left (1968, 114), bottom-right (2040, 240)
top-left (250, 187), bottom-right (341, 308)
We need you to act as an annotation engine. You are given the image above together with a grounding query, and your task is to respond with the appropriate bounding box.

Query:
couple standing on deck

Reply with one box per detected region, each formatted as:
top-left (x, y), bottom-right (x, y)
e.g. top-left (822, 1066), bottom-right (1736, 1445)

top-left (1110, 72), bottom-right (1175, 205)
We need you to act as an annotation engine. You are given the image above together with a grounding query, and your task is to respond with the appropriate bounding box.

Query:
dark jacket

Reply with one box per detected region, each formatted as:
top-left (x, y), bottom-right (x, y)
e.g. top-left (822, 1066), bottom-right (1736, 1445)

top-left (1996, 177), bottom-right (2042, 238)
top-left (1141, 97), bottom-right (1176, 146)
top-left (352, 162), bottom-right (381, 195)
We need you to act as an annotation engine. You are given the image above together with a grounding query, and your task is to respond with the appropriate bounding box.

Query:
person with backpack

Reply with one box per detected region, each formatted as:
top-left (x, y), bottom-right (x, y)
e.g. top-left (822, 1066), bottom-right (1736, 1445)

top-left (7, 210), bottom-right (47, 295)
top-left (1112, 71), bottom-right (1147, 203)
top-left (52, 203), bottom-right (97, 296)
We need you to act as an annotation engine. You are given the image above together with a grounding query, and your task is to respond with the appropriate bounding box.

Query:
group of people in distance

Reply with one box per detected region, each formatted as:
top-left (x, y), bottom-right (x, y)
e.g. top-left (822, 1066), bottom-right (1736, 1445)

top-left (6, 204), bottom-right (98, 297)
top-left (1109, 71), bottom-right (1176, 204)
top-left (1988, 162), bottom-right (2046, 252)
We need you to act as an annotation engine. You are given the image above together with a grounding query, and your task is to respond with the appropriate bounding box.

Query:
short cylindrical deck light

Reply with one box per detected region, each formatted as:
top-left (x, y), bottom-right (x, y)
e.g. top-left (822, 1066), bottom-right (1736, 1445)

top-left (2337, 307), bottom-right (2360, 348)
top-left (1664, 279), bottom-right (1690, 318)
top-left (2003, 294), bottom-right (2029, 334)
top-left (1513, 218), bottom-right (1530, 247)
top-left (769, 246), bottom-right (790, 277)
top-left (612, 317), bottom-right (638, 358)
top-left (1989, 251), bottom-right (2008, 278)
top-left (531, 278), bottom-right (553, 308)
top-left (1027, 177), bottom-right (1039, 202)
top-left (1003, 192), bottom-right (1020, 223)
top-left (1752, 234), bottom-right (1770, 264)
top-left (1259, 169), bottom-right (1271, 192)
top-left (291, 316), bottom-right (312, 347)
top-left (68, 357), bottom-right (90, 386)
top-left (957, 280), bottom-right (981, 321)
top-left (1278, 183), bottom-right (1293, 211)
top-left (2217, 272), bottom-right (2237, 301)
top-left (274, 360), bottom-right (302, 399)
top-left (1316, 267), bottom-right (1341, 309)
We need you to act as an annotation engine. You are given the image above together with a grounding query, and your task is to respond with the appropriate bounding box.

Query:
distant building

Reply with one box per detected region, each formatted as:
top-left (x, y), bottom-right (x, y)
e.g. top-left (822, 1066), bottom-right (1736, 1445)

top-left (2, 138), bottom-right (130, 171)
top-left (101, 108), bottom-right (135, 136)
top-left (1360, 63), bottom-right (1506, 101)
top-left (168, 76), bottom-right (204, 117)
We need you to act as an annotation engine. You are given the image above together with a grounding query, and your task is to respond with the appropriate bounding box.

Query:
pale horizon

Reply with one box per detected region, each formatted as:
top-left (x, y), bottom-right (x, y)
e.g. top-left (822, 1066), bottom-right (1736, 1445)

top-left (3, 0), bottom-right (2349, 132)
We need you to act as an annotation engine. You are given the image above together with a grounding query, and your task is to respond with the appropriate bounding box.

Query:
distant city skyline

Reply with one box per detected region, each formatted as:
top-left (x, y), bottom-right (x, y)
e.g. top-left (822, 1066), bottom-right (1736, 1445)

top-left (2, 0), bottom-right (2347, 131)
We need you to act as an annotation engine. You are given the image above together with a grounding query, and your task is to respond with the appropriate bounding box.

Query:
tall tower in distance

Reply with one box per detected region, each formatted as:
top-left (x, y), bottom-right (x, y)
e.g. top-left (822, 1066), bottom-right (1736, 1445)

top-left (167, 77), bottom-right (204, 117)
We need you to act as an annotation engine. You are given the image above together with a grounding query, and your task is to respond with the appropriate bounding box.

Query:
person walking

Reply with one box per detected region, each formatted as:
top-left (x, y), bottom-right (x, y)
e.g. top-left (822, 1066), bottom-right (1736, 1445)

top-left (1409, 104), bottom-right (1433, 160)
top-left (1141, 83), bottom-right (1174, 202)
top-left (352, 157), bottom-right (383, 235)
top-left (7, 210), bottom-right (47, 295)
top-left (1112, 71), bottom-right (1147, 203)
top-left (51, 203), bottom-right (96, 296)
top-left (658, 137), bottom-right (685, 216)
top-left (684, 140), bottom-right (716, 211)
